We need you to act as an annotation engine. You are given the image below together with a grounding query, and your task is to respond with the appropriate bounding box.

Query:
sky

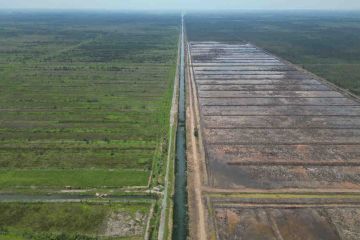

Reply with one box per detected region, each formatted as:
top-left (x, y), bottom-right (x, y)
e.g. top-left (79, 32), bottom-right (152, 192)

top-left (1, 0), bottom-right (360, 10)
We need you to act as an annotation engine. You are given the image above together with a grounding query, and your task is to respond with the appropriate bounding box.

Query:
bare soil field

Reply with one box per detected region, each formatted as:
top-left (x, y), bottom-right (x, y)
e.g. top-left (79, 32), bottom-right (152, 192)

top-left (187, 41), bottom-right (360, 239)
top-left (213, 206), bottom-right (360, 240)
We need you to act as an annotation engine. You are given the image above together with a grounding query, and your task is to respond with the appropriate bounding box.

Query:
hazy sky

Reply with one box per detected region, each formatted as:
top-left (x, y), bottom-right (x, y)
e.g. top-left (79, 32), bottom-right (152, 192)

top-left (1, 0), bottom-right (360, 10)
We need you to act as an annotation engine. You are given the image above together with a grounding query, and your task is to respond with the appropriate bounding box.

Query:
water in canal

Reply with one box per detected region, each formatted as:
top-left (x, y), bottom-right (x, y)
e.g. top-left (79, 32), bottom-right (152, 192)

top-left (172, 15), bottom-right (188, 240)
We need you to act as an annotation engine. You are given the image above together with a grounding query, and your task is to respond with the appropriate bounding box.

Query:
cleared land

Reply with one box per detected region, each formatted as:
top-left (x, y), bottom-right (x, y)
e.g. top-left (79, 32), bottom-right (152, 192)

top-left (186, 11), bottom-right (360, 95)
top-left (187, 41), bottom-right (360, 239)
top-left (214, 205), bottom-right (360, 240)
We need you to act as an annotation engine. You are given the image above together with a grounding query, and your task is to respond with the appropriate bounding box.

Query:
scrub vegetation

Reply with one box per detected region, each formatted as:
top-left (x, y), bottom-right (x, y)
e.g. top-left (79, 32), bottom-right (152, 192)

top-left (0, 202), bottom-right (149, 240)
top-left (0, 12), bottom-right (179, 189)
top-left (0, 12), bottom-right (180, 240)
top-left (186, 11), bottom-right (360, 94)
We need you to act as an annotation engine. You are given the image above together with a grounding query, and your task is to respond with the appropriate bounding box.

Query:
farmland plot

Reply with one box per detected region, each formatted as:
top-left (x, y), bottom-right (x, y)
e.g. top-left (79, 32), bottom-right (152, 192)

top-left (0, 12), bottom-right (179, 239)
top-left (0, 202), bottom-right (150, 239)
top-left (187, 41), bottom-right (360, 239)
top-left (186, 11), bottom-right (360, 95)
top-left (0, 13), bottom-right (179, 189)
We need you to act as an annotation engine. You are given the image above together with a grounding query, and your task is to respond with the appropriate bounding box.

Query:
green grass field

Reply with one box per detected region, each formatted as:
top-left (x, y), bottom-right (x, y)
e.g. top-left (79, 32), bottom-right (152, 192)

top-left (0, 12), bottom-right (179, 189)
top-left (186, 11), bottom-right (360, 94)
top-left (0, 202), bottom-right (150, 239)
top-left (0, 169), bottom-right (148, 189)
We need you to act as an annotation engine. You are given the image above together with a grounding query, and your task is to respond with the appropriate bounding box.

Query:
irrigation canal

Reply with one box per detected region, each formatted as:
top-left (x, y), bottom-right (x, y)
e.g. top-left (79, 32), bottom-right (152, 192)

top-left (172, 14), bottom-right (188, 240)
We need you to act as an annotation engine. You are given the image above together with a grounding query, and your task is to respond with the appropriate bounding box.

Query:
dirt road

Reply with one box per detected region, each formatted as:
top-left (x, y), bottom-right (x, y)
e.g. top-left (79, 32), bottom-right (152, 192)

top-left (186, 41), bottom-right (208, 240)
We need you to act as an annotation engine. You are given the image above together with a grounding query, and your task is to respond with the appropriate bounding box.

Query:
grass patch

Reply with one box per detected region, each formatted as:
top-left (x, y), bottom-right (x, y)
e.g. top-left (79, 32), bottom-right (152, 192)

top-left (0, 202), bottom-right (149, 239)
top-left (0, 169), bottom-right (149, 189)
top-left (0, 12), bottom-right (179, 189)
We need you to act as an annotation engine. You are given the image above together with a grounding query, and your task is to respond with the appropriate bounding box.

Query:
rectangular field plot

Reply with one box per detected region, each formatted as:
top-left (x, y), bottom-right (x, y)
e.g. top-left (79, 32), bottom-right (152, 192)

top-left (186, 13), bottom-right (360, 95)
top-left (200, 97), bottom-right (357, 106)
top-left (0, 169), bottom-right (149, 189)
top-left (0, 13), bottom-right (179, 189)
top-left (208, 194), bottom-right (360, 240)
top-left (207, 164), bottom-right (360, 189)
top-left (0, 202), bottom-right (150, 239)
top-left (190, 42), bottom-right (360, 189)
top-left (213, 206), bottom-right (360, 240)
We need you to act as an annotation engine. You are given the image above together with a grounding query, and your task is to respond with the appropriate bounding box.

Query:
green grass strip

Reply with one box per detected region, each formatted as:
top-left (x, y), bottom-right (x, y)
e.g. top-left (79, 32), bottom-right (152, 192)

top-left (0, 169), bottom-right (149, 189)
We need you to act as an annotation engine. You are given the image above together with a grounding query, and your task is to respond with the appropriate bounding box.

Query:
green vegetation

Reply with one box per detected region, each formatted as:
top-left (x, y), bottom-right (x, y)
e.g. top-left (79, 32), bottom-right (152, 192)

top-left (0, 12), bottom-right (180, 240)
top-left (0, 12), bottom-right (179, 189)
top-left (186, 11), bottom-right (360, 94)
top-left (0, 202), bottom-right (149, 239)
top-left (0, 169), bottom-right (148, 189)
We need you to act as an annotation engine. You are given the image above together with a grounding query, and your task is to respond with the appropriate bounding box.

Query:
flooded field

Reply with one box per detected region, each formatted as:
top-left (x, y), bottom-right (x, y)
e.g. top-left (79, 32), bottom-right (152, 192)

top-left (188, 41), bottom-right (360, 239)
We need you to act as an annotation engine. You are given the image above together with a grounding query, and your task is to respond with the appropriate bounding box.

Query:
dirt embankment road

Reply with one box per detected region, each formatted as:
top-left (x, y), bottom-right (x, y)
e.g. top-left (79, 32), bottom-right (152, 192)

top-left (186, 41), bottom-right (207, 240)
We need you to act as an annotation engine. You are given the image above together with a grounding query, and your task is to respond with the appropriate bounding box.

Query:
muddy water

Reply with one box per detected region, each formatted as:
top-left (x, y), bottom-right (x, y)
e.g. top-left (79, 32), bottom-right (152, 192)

top-left (172, 15), bottom-right (188, 240)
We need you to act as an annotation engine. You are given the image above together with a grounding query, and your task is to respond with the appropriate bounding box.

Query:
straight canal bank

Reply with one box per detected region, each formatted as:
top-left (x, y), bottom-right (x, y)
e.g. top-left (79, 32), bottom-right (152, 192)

top-left (172, 14), bottom-right (188, 240)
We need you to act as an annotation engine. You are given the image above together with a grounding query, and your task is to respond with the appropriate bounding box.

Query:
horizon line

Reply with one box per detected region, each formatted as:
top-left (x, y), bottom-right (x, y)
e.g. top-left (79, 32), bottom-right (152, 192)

top-left (1, 8), bottom-right (360, 12)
